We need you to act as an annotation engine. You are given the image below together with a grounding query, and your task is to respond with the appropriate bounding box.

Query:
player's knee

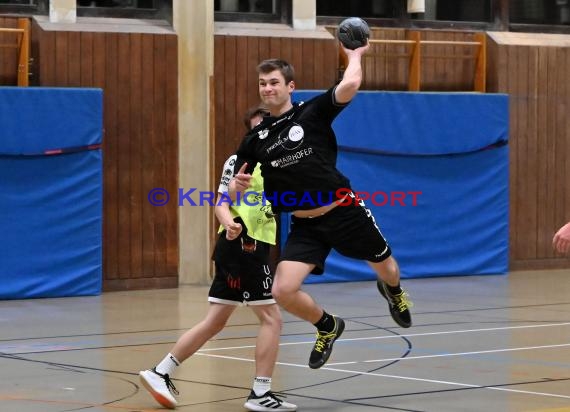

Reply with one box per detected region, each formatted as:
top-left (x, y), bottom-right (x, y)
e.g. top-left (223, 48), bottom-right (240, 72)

top-left (271, 283), bottom-right (292, 306)
top-left (258, 306), bottom-right (283, 331)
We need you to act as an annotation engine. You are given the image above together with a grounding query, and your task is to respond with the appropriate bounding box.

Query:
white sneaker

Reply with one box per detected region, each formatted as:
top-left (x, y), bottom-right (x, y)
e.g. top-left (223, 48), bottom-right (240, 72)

top-left (244, 390), bottom-right (297, 411)
top-left (139, 368), bottom-right (178, 409)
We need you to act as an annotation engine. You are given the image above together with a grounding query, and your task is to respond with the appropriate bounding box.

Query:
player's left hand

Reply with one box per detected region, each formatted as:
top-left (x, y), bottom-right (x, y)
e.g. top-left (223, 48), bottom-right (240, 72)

top-left (553, 222), bottom-right (570, 254)
top-left (233, 162), bottom-right (252, 192)
top-left (225, 221), bottom-right (243, 240)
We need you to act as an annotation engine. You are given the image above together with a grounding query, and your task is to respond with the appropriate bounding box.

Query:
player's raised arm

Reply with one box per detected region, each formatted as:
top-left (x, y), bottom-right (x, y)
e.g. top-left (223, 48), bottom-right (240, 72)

top-left (335, 18), bottom-right (371, 104)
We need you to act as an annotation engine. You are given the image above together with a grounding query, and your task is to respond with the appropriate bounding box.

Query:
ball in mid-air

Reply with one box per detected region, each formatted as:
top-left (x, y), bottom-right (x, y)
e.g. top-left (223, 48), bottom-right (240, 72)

top-left (338, 17), bottom-right (370, 50)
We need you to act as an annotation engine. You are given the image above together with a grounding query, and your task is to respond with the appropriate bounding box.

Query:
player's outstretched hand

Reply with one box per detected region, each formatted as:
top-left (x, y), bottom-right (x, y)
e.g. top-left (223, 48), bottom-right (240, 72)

top-left (553, 222), bottom-right (570, 254)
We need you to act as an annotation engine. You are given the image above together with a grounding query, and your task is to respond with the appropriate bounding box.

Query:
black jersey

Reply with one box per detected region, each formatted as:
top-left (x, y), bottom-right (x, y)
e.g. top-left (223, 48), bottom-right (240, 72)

top-left (235, 86), bottom-right (352, 213)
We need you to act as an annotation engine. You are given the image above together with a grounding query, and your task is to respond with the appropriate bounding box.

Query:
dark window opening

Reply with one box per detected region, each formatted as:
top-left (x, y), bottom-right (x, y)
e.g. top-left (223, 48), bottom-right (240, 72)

top-left (214, 0), bottom-right (290, 23)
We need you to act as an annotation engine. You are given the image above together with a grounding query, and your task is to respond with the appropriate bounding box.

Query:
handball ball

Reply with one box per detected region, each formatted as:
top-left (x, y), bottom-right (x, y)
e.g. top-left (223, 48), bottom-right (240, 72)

top-left (338, 17), bottom-right (370, 50)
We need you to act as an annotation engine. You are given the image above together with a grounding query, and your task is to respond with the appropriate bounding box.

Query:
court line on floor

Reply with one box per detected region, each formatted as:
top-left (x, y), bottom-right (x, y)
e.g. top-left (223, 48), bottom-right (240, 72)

top-left (196, 321), bottom-right (570, 352)
top-left (332, 342), bottom-right (570, 365)
top-left (195, 353), bottom-right (570, 400)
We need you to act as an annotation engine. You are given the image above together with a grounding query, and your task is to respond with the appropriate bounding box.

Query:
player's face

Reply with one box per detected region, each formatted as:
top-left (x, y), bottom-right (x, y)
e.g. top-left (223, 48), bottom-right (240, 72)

top-left (258, 70), bottom-right (294, 113)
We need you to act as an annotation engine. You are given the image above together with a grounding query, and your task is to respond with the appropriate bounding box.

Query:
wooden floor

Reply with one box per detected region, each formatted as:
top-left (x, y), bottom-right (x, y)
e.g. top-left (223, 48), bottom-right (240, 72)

top-left (2, 269), bottom-right (570, 411)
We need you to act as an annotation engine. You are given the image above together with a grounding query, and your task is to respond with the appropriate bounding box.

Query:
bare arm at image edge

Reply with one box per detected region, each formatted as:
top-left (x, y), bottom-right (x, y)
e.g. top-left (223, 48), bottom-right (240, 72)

top-left (553, 222), bottom-right (570, 254)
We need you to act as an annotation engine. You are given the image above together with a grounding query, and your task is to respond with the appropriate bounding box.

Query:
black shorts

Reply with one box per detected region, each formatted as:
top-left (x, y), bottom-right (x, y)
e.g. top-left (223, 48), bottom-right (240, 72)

top-left (279, 195), bottom-right (392, 275)
top-left (209, 230), bottom-right (275, 306)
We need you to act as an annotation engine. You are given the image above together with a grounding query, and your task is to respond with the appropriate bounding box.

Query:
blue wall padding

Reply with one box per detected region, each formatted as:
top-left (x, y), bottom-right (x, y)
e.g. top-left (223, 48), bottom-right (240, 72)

top-left (295, 91), bottom-right (508, 155)
top-left (0, 87), bottom-right (103, 155)
top-left (283, 91), bottom-right (509, 283)
top-left (0, 88), bottom-right (103, 298)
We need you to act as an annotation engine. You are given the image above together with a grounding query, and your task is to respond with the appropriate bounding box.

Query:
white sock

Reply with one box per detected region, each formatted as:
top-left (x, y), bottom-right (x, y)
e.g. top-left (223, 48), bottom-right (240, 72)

top-left (155, 353), bottom-right (180, 376)
top-left (253, 376), bottom-right (271, 396)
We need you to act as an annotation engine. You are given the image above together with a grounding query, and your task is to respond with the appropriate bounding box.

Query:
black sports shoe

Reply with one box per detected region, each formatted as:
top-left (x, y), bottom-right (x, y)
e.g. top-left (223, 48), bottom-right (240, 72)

top-left (377, 280), bottom-right (413, 328)
top-left (308, 316), bottom-right (345, 369)
top-left (244, 390), bottom-right (297, 411)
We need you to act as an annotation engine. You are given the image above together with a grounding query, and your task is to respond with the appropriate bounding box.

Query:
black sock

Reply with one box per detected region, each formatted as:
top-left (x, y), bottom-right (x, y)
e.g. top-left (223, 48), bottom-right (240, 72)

top-left (314, 311), bottom-right (335, 332)
top-left (385, 283), bottom-right (402, 295)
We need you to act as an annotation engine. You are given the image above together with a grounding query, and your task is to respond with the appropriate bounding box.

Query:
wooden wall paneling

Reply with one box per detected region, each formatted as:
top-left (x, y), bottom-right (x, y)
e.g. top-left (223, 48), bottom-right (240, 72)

top-left (39, 29), bottom-right (55, 85)
top-left (313, 37), bottom-right (325, 87)
top-left (67, 31), bottom-right (81, 87)
top-left (54, 31), bottom-right (68, 84)
top-left (291, 36), bottom-right (303, 85)
top-left (496, 39), bottom-right (508, 92)
top-left (16, 18), bottom-right (29, 86)
top-left (563, 49), bottom-right (570, 242)
top-left (230, 34), bottom-right (248, 156)
top-left (322, 39), bottom-right (337, 87)
top-left (92, 32), bottom-right (105, 89)
top-left (0, 17), bottom-right (17, 85)
top-left (389, 29), bottom-right (407, 90)
top-left (278, 37), bottom-right (293, 71)
top-left (524, 46), bottom-right (539, 262)
top-left (459, 32), bottom-right (475, 90)
top-left (104, 32), bottom-right (119, 279)
top-left (140, 33), bottom-right (156, 278)
top-left (372, 29), bottom-right (386, 90)
top-left (511, 45), bottom-right (526, 260)
top-left (209, 73), bottom-right (218, 268)
top-left (152, 34), bottom-right (167, 277)
top-left (506, 44), bottom-right (518, 261)
top-left (224, 35), bottom-right (237, 163)
top-left (541, 46), bottom-right (559, 258)
top-left (214, 35), bottom-right (226, 173)
top-left (420, 31), bottom-right (435, 91)
top-left (448, 32), bottom-right (460, 89)
top-left (441, 32), bottom-right (454, 90)
top-left (552, 46), bottom-right (568, 257)
top-left (301, 38), bottom-right (315, 88)
top-left (269, 36), bottom-right (280, 60)
top-left (30, 20), bottom-right (40, 85)
top-left (457, 32), bottom-right (468, 89)
top-left (245, 35), bottom-right (260, 116)
top-left (129, 32), bottom-right (143, 277)
top-left (485, 35), bottom-right (497, 92)
top-left (437, 31), bottom-right (452, 90)
top-left (117, 32), bottom-right (132, 278)
top-left (164, 35), bottom-right (179, 276)
top-left (80, 32), bottom-right (94, 85)
top-left (363, 37), bottom-right (375, 90)
top-left (257, 34), bottom-right (269, 61)
top-left (519, 46), bottom-right (538, 261)
top-left (212, 35), bottom-right (227, 246)
top-left (233, 35), bottom-right (248, 147)
top-left (535, 46), bottom-right (549, 259)
top-left (1, 18), bottom-right (6, 84)
top-left (24, 23), bottom-right (178, 289)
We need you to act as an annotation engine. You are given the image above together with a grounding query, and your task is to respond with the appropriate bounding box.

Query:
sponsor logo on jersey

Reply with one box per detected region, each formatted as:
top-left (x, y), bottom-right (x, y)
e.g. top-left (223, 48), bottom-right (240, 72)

top-left (270, 147), bottom-right (313, 168)
top-left (265, 123), bottom-right (305, 152)
top-left (288, 125), bottom-right (304, 142)
top-left (258, 129), bottom-right (269, 139)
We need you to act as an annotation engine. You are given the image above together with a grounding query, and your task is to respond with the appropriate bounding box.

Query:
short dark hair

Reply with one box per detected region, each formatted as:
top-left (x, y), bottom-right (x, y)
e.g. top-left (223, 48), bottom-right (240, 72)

top-left (243, 106), bottom-right (269, 130)
top-left (256, 59), bottom-right (295, 84)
